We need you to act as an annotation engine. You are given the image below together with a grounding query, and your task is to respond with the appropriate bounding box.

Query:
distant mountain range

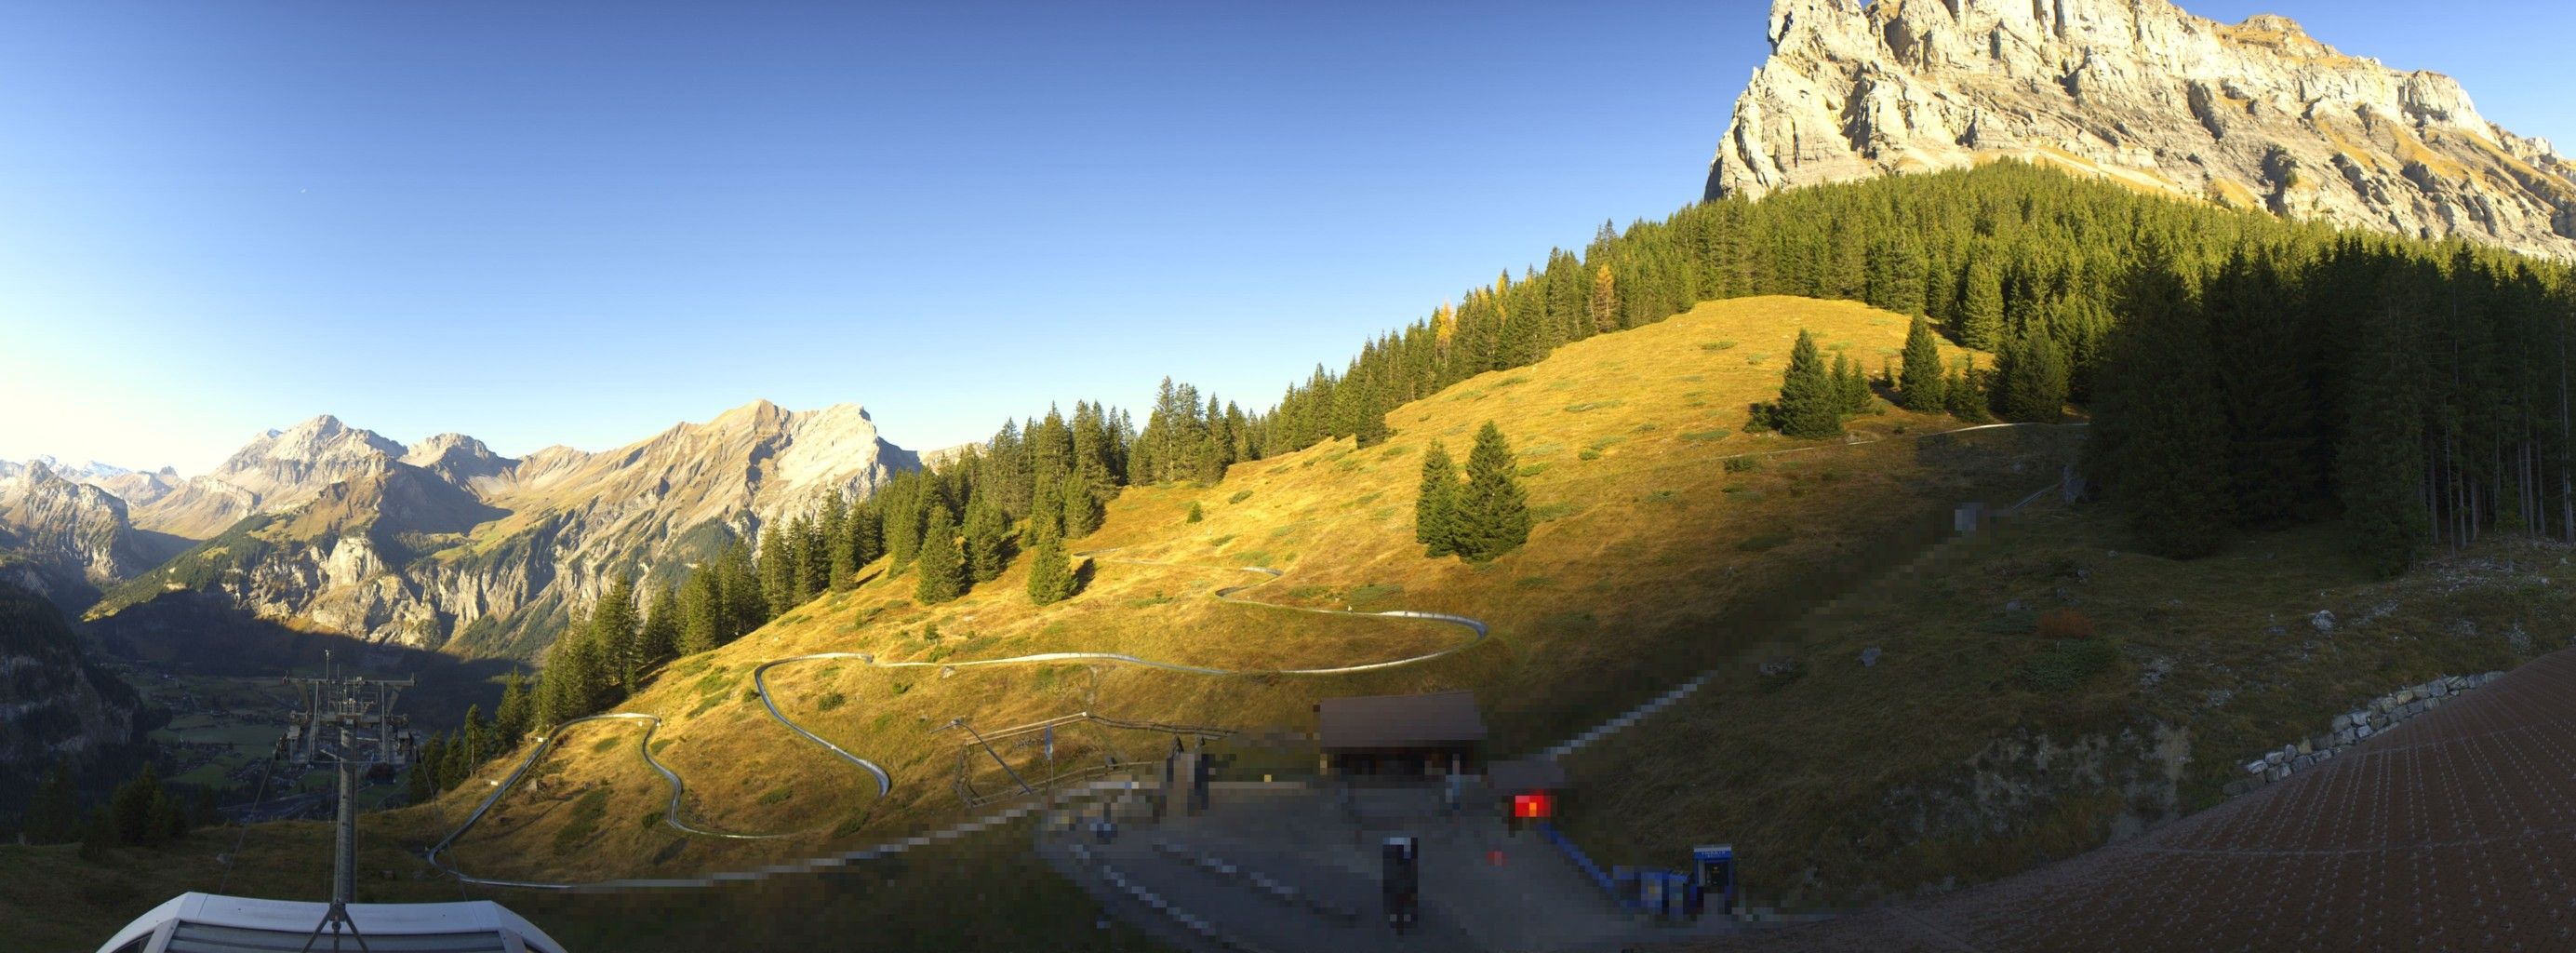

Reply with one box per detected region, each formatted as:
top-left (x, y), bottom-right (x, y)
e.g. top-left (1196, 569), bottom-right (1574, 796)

top-left (2, 399), bottom-right (917, 662)
top-left (1711, 0), bottom-right (2576, 261)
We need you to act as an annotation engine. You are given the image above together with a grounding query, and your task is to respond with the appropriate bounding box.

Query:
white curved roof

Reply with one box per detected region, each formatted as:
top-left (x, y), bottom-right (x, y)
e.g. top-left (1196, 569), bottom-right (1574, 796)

top-left (96, 893), bottom-right (566, 953)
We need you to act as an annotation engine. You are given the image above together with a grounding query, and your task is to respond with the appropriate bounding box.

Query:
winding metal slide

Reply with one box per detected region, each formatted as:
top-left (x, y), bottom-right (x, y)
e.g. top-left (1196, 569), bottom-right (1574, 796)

top-left (425, 559), bottom-right (1488, 890)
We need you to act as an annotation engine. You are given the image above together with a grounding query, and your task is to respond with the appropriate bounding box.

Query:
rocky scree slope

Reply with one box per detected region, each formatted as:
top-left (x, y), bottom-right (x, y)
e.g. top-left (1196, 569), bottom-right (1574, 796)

top-left (1709, 0), bottom-right (2576, 260)
top-left (91, 400), bottom-right (918, 660)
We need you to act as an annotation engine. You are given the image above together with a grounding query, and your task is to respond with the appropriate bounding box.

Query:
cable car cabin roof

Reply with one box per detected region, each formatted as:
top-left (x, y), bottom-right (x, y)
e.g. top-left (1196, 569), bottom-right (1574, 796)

top-left (95, 893), bottom-right (567, 953)
top-left (1315, 691), bottom-right (1486, 750)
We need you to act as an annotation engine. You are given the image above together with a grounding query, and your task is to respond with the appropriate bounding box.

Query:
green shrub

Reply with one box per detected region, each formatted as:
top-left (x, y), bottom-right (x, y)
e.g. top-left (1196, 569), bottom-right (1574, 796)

top-left (1723, 456), bottom-right (1762, 474)
top-left (1228, 490), bottom-right (1254, 503)
top-left (758, 786), bottom-right (794, 805)
top-left (1186, 502), bottom-right (1205, 523)
top-left (816, 691), bottom-right (847, 712)
top-left (1702, 341), bottom-right (1739, 351)
top-left (1517, 463), bottom-right (1552, 477)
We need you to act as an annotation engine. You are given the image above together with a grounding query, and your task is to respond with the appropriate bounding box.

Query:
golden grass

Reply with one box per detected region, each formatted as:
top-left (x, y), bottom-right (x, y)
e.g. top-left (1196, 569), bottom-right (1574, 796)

top-left (389, 295), bottom-right (2076, 882)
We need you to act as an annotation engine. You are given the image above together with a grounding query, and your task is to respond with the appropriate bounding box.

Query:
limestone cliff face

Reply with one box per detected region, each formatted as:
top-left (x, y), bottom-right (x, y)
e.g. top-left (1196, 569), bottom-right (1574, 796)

top-left (0, 462), bottom-right (167, 604)
top-left (91, 400), bottom-right (917, 660)
top-left (133, 415), bottom-right (407, 539)
top-left (1708, 0), bottom-right (2576, 260)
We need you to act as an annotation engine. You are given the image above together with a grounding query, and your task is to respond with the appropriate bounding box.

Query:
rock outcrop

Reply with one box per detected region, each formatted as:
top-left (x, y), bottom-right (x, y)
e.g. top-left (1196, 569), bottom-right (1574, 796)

top-left (1708, 0), bottom-right (2576, 261)
top-left (0, 462), bottom-right (173, 605)
top-left (90, 400), bottom-right (918, 660)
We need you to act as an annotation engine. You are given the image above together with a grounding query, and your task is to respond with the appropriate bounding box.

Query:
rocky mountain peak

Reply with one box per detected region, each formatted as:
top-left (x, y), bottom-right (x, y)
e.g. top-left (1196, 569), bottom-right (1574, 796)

top-left (1711, 0), bottom-right (2576, 260)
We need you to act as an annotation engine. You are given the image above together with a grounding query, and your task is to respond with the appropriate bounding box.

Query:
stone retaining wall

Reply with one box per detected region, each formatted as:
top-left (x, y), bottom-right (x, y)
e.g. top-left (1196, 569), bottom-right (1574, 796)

top-left (2222, 671), bottom-right (2504, 797)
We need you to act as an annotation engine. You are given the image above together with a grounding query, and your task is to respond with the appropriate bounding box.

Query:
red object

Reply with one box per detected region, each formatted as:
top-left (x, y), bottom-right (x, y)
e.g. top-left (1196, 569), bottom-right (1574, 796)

top-left (1488, 850), bottom-right (1506, 866)
top-left (1512, 793), bottom-right (1554, 819)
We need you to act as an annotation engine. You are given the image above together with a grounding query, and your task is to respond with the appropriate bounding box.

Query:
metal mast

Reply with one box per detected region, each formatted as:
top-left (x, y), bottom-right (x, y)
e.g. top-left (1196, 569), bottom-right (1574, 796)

top-left (281, 651), bottom-right (415, 952)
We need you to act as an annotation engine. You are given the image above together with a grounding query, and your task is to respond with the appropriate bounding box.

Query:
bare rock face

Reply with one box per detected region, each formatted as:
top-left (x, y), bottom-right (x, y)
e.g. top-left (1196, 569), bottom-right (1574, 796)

top-left (90, 399), bottom-right (917, 660)
top-left (1708, 0), bottom-right (2576, 260)
top-left (133, 415), bottom-right (409, 539)
top-left (0, 462), bottom-right (163, 602)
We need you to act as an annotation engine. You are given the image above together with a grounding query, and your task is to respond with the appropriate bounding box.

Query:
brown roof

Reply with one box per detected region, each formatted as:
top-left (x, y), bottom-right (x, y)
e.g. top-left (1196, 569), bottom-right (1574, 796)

top-left (1315, 691), bottom-right (1486, 749)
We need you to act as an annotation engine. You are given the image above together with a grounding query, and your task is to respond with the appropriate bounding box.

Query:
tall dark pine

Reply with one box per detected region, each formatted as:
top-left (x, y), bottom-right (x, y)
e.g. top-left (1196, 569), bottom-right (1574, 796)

top-left (757, 523), bottom-right (795, 615)
top-left (2087, 257), bottom-right (2231, 557)
top-left (1022, 516), bottom-right (1077, 605)
top-left (1997, 329), bottom-right (2069, 423)
top-left (914, 505), bottom-right (966, 604)
top-left (1899, 314), bottom-right (1948, 411)
top-left (821, 491), bottom-right (856, 592)
top-left (1775, 329), bottom-right (1843, 438)
top-left (1415, 440), bottom-right (1460, 557)
top-left (638, 584), bottom-right (680, 670)
top-left (1451, 423), bottom-right (1532, 562)
top-left (962, 493), bottom-right (1008, 583)
top-left (592, 576), bottom-right (640, 699)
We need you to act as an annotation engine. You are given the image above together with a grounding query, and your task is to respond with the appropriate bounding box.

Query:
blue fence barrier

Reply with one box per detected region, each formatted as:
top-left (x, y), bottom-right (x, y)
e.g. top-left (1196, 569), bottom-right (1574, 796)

top-left (1537, 822), bottom-right (1627, 906)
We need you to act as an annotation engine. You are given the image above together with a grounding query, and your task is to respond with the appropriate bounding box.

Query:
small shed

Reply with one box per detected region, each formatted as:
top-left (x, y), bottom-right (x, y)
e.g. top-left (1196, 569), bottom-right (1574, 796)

top-left (1315, 691), bottom-right (1486, 778)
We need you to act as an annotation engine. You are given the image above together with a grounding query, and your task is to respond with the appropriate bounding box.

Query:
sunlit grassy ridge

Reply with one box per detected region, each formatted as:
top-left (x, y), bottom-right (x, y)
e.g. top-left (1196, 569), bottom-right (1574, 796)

top-left (402, 295), bottom-right (2075, 882)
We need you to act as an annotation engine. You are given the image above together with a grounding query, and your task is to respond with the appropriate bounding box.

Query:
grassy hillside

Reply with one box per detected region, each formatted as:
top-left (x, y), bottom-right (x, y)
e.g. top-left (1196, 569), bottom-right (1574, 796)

top-left (1562, 499), bottom-right (2569, 907)
top-left (405, 295), bottom-right (2080, 884)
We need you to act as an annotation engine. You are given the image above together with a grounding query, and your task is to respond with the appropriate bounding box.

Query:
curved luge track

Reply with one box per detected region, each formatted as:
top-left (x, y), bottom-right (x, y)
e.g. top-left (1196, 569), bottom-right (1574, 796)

top-left (427, 558), bottom-right (1488, 889)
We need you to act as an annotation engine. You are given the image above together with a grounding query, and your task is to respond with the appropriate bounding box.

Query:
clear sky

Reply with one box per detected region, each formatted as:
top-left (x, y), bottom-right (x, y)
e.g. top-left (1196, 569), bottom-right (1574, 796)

top-left (2, 1), bottom-right (2569, 475)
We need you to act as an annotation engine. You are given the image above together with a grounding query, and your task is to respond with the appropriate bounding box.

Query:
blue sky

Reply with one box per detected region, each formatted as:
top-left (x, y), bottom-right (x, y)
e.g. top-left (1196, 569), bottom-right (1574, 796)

top-left (2, 1), bottom-right (2569, 474)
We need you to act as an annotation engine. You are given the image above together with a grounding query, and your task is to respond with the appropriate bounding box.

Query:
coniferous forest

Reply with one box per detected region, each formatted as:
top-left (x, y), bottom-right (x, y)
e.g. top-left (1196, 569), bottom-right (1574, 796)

top-left (519, 159), bottom-right (2576, 729)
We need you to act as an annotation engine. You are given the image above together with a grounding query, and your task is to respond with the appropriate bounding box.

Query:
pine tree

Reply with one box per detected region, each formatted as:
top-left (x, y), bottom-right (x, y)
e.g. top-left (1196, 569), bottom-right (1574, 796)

top-left (677, 568), bottom-right (720, 655)
top-left (109, 763), bottom-right (164, 846)
top-left (1899, 314), bottom-right (1948, 411)
top-left (495, 671), bottom-right (532, 745)
top-left (792, 516), bottom-right (825, 603)
top-left (1414, 440), bottom-right (1460, 558)
top-left (1060, 473), bottom-right (1103, 539)
top-left (460, 705), bottom-right (490, 763)
top-left (962, 493), bottom-right (1008, 584)
top-left (1022, 517), bottom-right (1078, 606)
top-left (1831, 353), bottom-right (1872, 414)
top-left (1998, 329), bottom-right (2069, 423)
top-left (1185, 501), bottom-right (1205, 523)
top-left (1775, 329), bottom-right (1844, 438)
top-left (822, 491), bottom-right (856, 592)
top-left (638, 584), bottom-right (680, 670)
top-left (1450, 423), bottom-right (1532, 562)
top-left (2088, 257), bottom-right (2231, 557)
top-left (757, 523), bottom-right (794, 615)
top-left (914, 504), bottom-right (966, 604)
top-left (1945, 356), bottom-right (1994, 423)
top-left (592, 576), bottom-right (640, 699)
top-left (1959, 257), bottom-right (2005, 350)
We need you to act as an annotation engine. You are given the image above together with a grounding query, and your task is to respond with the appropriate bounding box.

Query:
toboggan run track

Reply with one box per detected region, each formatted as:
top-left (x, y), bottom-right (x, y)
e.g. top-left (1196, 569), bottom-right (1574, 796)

top-left (422, 421), bottom-right (2070, 892)
top-left (423, 557), bottom-right (1489, 891)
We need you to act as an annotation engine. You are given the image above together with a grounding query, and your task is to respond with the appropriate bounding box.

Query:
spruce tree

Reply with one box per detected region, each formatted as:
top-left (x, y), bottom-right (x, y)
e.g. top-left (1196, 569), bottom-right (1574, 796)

top-left (1022, 517), bottom-right (1077, 606)
top-left (460, 705), bottom-right (490, 763)
top-left (1060, 473), bottom-right (1103, 539)
top-left (1899, 314), bottom-right (1948, 411)
top-left (1945, 356), bottom-right (1994, 423)
top-left (110, 764), bottom-right (163, 846)
top-left (1415, 440), bottom-right (1460, 558)
top-left (757, 524), bottom-right (794, 614)
top-left (677, 564), bottom-right (720, 654)
top-left (1959, 258), bottom-right (2005, 350)
top-left (407, 736), bottom-right (440, 805)
top-left (962, 493), bottom-right (1008, 583)
top-left (592, 576), bottom-right (639, 699)
top-left (2088, 259), bottom-right (2231, 557)
top-left (914, 505), bottom-right (966, 604)
top-left (1774, 329), bottom-right (1844, 438)
top-left (638, 584), bottom-right (680, 670)
top-left (1450, 423), bottom-right (1532, 562)
top-left (1831, 353), bottom-right (1871, 414)
top-left (822, 491), bottom-right (856, 592)
top-left (1998, 329), bottom-right (2069, 423)
top-left (495, 671), bottom-right (532, 745)
top-left (1589, 263), bottom-right (1619, 333)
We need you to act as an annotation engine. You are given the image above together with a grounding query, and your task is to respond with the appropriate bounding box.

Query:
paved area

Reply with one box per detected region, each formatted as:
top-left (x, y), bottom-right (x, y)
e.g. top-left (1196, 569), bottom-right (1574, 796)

top-left (1043, 783), bottom-right (1740, 952)
top-left (1683, 649), bottom-right (2576, 952)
